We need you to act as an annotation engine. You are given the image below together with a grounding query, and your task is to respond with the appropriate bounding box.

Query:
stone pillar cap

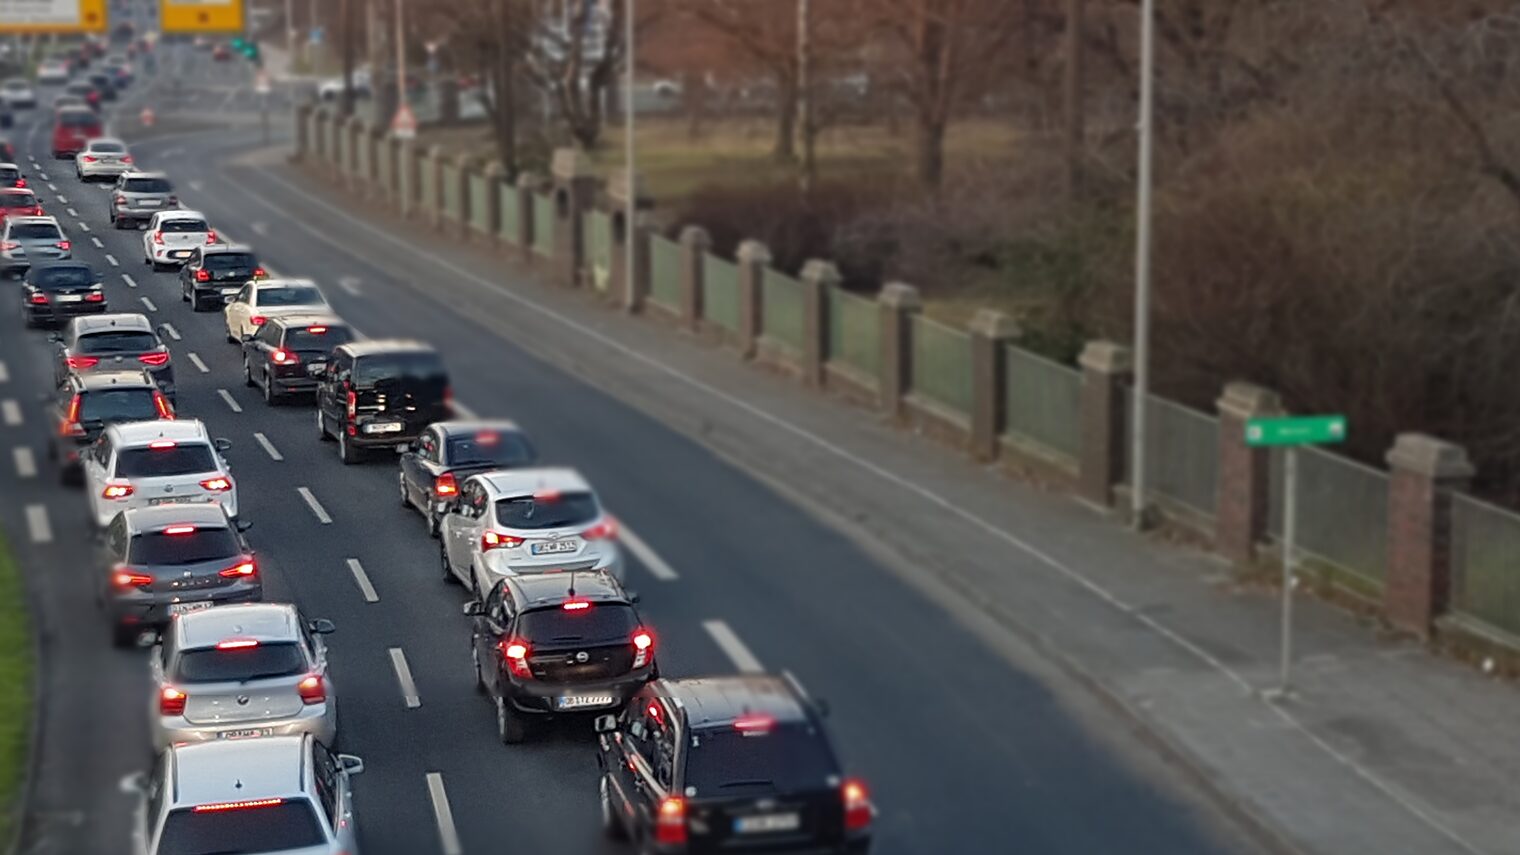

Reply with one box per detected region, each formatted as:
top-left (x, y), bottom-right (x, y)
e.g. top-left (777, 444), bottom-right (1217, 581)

top-left (1078, 340), bottom-right (1132, 374)
top-left (551, 147), bottom-right (596, 180)
top-left (1216, 381), bottom-right (1284, 419)
top-left (1386, 433), bottom-right (1475, 480)
top-left (679, 225), bottom-right (711, 248)
top-left (879, 281), bottom-right (922, 310)
top-left (483, 161), bottom-right (505, 178)
top-left (969, 309), bottom-right (1021, 340)
top-left (454, 152), bottom-right (475, 167)
top-left (801, 259), bottom-right (842, 286)
top-left (736, 240), bottom-right (771, 264)
top-left (607, 168), bottom-right (648, 205)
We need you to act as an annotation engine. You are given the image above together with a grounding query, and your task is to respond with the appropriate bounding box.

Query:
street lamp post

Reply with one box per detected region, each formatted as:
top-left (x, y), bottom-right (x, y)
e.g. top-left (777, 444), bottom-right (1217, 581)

top-left (623, 0), bottom-right (637, 311)
top-left (1130, 0), bottom-right (1156, 529)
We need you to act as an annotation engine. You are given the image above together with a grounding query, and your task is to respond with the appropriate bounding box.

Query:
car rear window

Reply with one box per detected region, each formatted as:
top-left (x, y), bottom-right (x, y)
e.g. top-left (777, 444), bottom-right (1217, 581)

top-left (284, 325), bottom-right (353, 352)
top-left (0, 167), bottom-right (18, 180)
top-left (159, 218), bottom-right (207, 233)
top-left (77, 331), bottom-right (157, 354)
top-left (682, 723), bottom-right (841, 795)
top-left (204, 252), bottom-right (255, 269)
top-left (517, 603), bottom-right (638, 645)
top-left (115, 444), bottom-right (216, 478)
top-left (447, 432), bottom-right (536, 468)
top-left (34, 267), bottom-right (93, 288)
top-left (128, 527), bottom-right (238, 566)
top-left (174, 641), bottom-right (306, 683)
top-left (122, 177), bottom-right (171, 193)
top-left (57, 111), bottom-right (98, 129)
top-left (495, 491), bottom-right (599, 530)
top-left (156, 799), bottom-right (326, 855)
top-left (10, 223), bottom-right (61, 240)
top-left (257, 285), bottom-right (322, 307)
top-left (352, 352), bottom-right (446, 385)
top-left (89, 141), bottom-right (125, 153)
top-left (77, 388), bottom-right (157, 423)
top-left (0, 193), bottom-right (36, 208)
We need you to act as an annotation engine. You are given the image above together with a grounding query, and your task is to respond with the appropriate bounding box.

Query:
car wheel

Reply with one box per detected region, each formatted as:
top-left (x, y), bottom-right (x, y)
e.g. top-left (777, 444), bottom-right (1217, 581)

top-left (180, 282), bottom-right (189, 302)
top-left (263, 377), bottom-right (278, 406)
top-left (495, 695), bottom-right (526, 745)
top-left (439, 540), bottom-right (456, 584)
top-left (398, 473), bottom-right (411, 508)
top-left (601, 775), bottom-right (628, 840)
top-left (242, 358), bottom-right (255, 388)
top-left (427, 511), bottom-right (441, 539)
top-left (338, 429), bottom-right (360, 465)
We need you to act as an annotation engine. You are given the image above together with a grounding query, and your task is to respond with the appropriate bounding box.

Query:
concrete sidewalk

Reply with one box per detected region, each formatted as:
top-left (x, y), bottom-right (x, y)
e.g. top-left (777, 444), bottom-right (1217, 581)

top-left (277, 156), bottom-right (1520, 855)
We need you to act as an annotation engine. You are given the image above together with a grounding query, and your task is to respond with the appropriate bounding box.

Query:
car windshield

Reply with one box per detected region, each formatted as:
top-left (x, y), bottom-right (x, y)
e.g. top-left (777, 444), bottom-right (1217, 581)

top-left (495, 491), bottom-right (599, 530)
top-left (517, 603), bottom-right (638, 645)
top-left (114, 444), bottom-right (216, 478)
top-left (159, 219), bottom-right (206, 233)
top-left (284, 325), bottom-right (353, 352)
top-left (204, 253), bottom-right (255, 270)
top-left (11, 223), bottom-right (60, 240)
top-left (57, 112), bottom-right (98, 129)
top-left (173, 641), bottom-right (307, 683)
top-left (122, 177), bottom-right (171, 193)
top-left (34, 267), bottom-right (92, 288)
top-left (256, 285), bottom-right (322, 307)
top-left (682, 723), bottom-right (841, 795)
top-left (0, 194), bottom-right (36, 208)
top-left (127, 527), bottom-right (238, 566)
top-left (156, 799), bottom-right (326, 855)
top-left (447, 432), bottom-right (536, 467)
top-left (89, 141), bottom-right (125, 153)
top-left (77, 331), bottom-right (157, 354)
top-left (352, 352), bottom-right (446, 385)
top-left (77, 388), bottom-right (157, 423)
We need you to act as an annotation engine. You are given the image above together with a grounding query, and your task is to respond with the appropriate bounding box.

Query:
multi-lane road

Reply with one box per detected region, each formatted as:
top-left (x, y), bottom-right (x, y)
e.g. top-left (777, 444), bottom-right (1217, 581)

top-left (0, 40), bottom-right (1261, 855)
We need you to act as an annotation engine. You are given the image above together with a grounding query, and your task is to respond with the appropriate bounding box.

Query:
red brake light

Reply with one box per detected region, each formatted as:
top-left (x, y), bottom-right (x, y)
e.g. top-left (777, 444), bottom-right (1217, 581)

top-left (306, 325), bottom-right (327, 334)
top-left (562, 599), bottom-right (592, 611)
top-left (148, 440), bottom-right (176, 449)
top-left (632, 628), bottom-right (655, 668)
top-left (162, 525), bottom-right (196, 535)
top-left (192, 798), bottom-right (282, 813)
top-left (200, 477), bottom-right (233, 492)
top-left (152, 231), bottom-right (164, 245)
top-left (655, 797), bottom-right (687, 845)
top-left (646, 701), bottom-right (663, 722)
top-left (61, 395), bottom-right (84, 436)
top-left (298, 674), bottom-right (326, 704)
top-left (215, 638), bottom-right (259, 649)
top-left (480, 530), bottom-right (523, 551)
top-left (582, 516), bottom-right (618, 541)
top-left (55, 240), bottom-right (69, 251)
top-left (344, 389), bottom-right (356, 419)
top-left (27, 293), bottom-right (48, 305)
top-left (84, 291), bottom-right (103, 303)
top-left (205, 229), bottom-right (217, 243)
top-left (843, 779), bottom-right (873, 831)
top-left (159, 685), bottom-right (187, 716)
top-left (734, 715), bottom-right (775, 733)
top-left (532, 489), bottom-right (561, 503)
top-left (114, 194), bottom-right (126, 205)
top-left (101, 482), bottom-right (134, 499)
top-left (194, 268), bottom-right (210, 282)
top-left (433, 472), bottom-right (458, 498)
top-left (153, 391), bottom-right (174, 419)
top-left (138, 351), bottom-right (169, 366)
top-left (0, 242), bottom-right (16, 251)
top-left (252, 266), bottom-right (267, 278)
top-left (500, 639), bottom-right (533, 679)
top-left (122, 155), bottom-right (133, 164)
top-left (270, 348), bottom-right (297, 365)
top-left (112, 569), bottom-right (152, 588)
top-left (81, 155), bottom-right (97, 163)
top-left (14, 178), bottom-right (24, 188)
top-left (218, 560), bottom-right (255, 578)
top-left (250, 315), bottom-right (267, 327)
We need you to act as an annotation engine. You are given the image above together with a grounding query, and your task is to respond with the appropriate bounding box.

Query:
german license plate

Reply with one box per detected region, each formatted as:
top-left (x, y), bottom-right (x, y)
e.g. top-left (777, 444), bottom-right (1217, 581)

top-left (141, 199), bottom-right (161, 207)
top-left (557, 695), bottom-right (614, 710)
top-left (217, 728), bottom-right (271, 740)
top-left (57, 294), bottom-right (82, 302)
top-left (168, 601), bottom-right (213, 616)
top-left (171, 250), bottom-right (190, 258)
top-left (531, 540), bottom-right (577, 555)
top-left (149, 496), bottom-right (196, 506)
top-left (735, 814), bottom-right (800, 834)
top-left (364, 422), bottom-right (402, 434)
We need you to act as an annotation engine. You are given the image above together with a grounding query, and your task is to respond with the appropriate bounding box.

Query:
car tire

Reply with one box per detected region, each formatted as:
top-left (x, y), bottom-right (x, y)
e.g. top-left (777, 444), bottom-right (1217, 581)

top-left (439, 540), bottom-right (456, 584)
top-left (427, 511), bottom-right (441, 539)
top-left (242, 358), bottom-right (255, 388)
top-left (263, 377), bottom-right (278, 406)
top-left (601, 775), bottom-right (628, 840)
top-left (495, 695), bottom-right (526, 745)
top-left (398, 473), bottom-right (410, 508)
top-left (338, 429), bottom-right (359, 465)
top-left (180, 282), bottom-right (190, 302)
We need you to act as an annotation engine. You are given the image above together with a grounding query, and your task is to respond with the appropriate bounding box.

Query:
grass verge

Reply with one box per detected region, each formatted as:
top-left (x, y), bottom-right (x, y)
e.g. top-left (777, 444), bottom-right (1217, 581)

top-left (0, 531), bottom-right (33, 850)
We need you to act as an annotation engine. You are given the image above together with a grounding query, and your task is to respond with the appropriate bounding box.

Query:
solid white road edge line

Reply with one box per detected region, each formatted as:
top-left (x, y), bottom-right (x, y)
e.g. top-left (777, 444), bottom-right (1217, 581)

top-left (703, 620), bottom-right (764, 674)
top-left (345, 558), bottom-right (379, 603)
top-left (620, 525), bottom-right (678, 581)
top-left (424, 773), bottom-right (463, 855)
top-left (216, 389), bottom-right (242, 413)
top-left (24, 505), bottom-right (51, 544)
top-left (388, 647), bottom-right (421, 709)
top-left (296, 486), bottom-right (332, 524)
top-left (253, 432), bottom-right (283, 461)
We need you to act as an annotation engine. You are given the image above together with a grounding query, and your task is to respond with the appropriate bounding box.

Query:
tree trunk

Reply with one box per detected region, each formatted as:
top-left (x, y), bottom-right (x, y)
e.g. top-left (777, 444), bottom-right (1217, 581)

top-left (1062, 0), bottom-right (1086, 198)
top-left (773, 71), bottom-right (798, 163)
top-left (683, 69), bottom-right (705, 141)
top-left (339, 0), bottom-right (356, 117)
top-left (915, 114), bottom-right (945, 187)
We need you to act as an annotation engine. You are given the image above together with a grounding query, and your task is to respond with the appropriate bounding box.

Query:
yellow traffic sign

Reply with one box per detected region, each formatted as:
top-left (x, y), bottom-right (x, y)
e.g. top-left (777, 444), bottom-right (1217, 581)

top-left (0, 0), bottom-right (108, 34)
top-left (161, 0), bottom-right (245, 34)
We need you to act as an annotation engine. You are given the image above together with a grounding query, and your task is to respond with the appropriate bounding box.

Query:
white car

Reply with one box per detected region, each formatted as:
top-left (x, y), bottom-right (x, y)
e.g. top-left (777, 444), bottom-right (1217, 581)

top-left (142, 210), bottom-right (216, 269)
top-left (1, 78), bottom-right (35, 109)
top-left (318, 69), bottom-right (371, 101)
top-left (36, 62), bottom-right (69, 86)
top-left (82, 420), bottom-right (237, 528)
top-left (438, 467), bottom-right (624, 595)
top-left (75, 137), bottom-right (134, 181)
top-left (223, 278), bottom-right (330, 343)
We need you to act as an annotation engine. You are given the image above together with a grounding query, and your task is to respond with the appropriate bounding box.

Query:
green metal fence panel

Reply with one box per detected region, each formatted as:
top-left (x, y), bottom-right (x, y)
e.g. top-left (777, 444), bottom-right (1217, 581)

top-left (377, 140), bottom-right (392, 196)
top-left (1268, 447), bottom-right (1389, 590)
top-left (532, 193), bottom-right (554, 257)
top-left (1121, 394), bottom-right (1218, 515)
top-left (441, 162), bottom-right (460, 222)
top-left (499, 185), bottom-right (519, 243)
top-left (419, 161), bottom-right (436, 216)
top-left (702, 254), bottom-right (741, 332)
top-left (587, 211), bottom-right (613, 292)
top-left (649, 235), bottom-right (682, 310)
top-left (909, 316), bottom-right (973, 414)
top-left (827, 288), bottom-right (879, 379)
top-left (1452, 495), bottom-right (1520, 637)
top-left (1004, 347), bottom-right (1082, 461)
top-left (761, 270), bottom-right (805, 353)
top-left (468, 173), bottom-right (490, 233)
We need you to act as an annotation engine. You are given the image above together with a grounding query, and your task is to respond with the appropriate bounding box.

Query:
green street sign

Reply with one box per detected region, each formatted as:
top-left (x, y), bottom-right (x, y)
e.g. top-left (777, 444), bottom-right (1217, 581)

top-left (1245, 415), bottom-right (1347, 448)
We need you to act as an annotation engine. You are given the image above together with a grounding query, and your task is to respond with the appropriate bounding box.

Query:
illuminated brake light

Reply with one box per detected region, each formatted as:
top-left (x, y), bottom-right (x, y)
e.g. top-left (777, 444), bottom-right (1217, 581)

top-left (159, 685), bottom-right (187, 716)
top-left (532, 489), bottom-right (561, 502)
top-left (61, 395), bottom-right (84, 436)
top-left (113, 569), bottom-right (152, 588)
top-left (250, 315), bottom-right (266, 327)
top-left (306, 325), bottom-right (327, 334)
top-left (215, 638), bottom-right (259, 649)
top-left (101, 482), bottom-right (133, 499)
top-left (433, 472), bottom-right (457, 498)
top-left (500, 639), bottom-right (533, 679)
top-left (55, 240), bottom-right (69, 251)
top-left (194, 269), bottom-right (209, 282)
top-left (122, 155), bottom-right (133, 164)
top-left (148, 439), bottom-right (176, 449)
top-left (152, 231), bottom-right (164, 245)
top-left (162, 525), bottom-right (196, 535)
top-left (480, 530), bottom-right (523, 551)
top-left (14, 178), bottom-right (24, 188)
top-left (562, 599), bottom-right (591, 611)
top-left (84, 291), bottom-right (103, 302)
top-left (344, 389), bottom-right (356, 419)
top-left (297, 674), bottom-right (326, 704)
top-left (655, 797), bottom-right (687, 845)
top-left (81, 155), bottom-right (97, 163)
top-left (0, 242), bottom-right (16, 251)
top-left (632, 628), bottom-right (655, 669)
top-left (582, 516), bottom-right (618, 541)
top-left (843, 778), bottom-right (873, 831)
top-left (218, 560), bottom-right (255, 578)
top-left (113, 194), bottom-right (125, 205)
top-left (734, 715), bottom-right (775, 733)
top-left (192, 798), bottom-right (282, 813)
top-left (27, 293), bottom-right (47, 305)
top-left (252, 266), bottom-right (267, 278)
top-left (138, 350), bottom-right (169, 367)
top-left (153, 391), bottom-right (173, 419)
top-left (205, 229), bottom-right (217, 244)
top-left (199, 477), bottom-right (232, 492)
top-left (270, 348), bottom-right (296, 365)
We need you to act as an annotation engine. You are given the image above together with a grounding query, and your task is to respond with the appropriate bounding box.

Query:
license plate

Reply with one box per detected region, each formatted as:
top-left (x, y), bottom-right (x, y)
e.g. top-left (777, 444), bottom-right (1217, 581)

top-left (140, 199), bottom-right (161, 207)
top-left (171, 250), bottom-right (190, 258)
top-left (557, 695), bottom-right (615, 710)
top-left (735, 814), bottom-right (801, 834)
top-left (309, 361), bottom-right (327, 372)
top-left (531, 540), bottom-right (578, 555)
top-left (150, 496), bottom-right (206, 506)
top-left (364, 422), bottom-right (403, 434)
top-left (217, 728), bottom-right (272, 740)
top-left (168, 601), bottom-right (213, 616)
top-left (57, 294), bottom-right (82, 302)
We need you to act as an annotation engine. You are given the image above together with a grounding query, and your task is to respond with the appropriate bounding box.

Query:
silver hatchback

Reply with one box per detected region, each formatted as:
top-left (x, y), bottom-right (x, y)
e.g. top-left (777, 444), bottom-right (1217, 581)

top-left (0, 216), bottom-right (70, 278)
top-left (111, 170), bottom-right (177, 229)
top-left (151, 603), bottom-right (339, 751)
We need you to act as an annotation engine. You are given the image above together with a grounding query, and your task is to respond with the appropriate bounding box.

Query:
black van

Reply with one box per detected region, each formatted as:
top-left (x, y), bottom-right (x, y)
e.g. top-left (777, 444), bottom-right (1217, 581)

top-left (313, 340), bottom-right (451, 464)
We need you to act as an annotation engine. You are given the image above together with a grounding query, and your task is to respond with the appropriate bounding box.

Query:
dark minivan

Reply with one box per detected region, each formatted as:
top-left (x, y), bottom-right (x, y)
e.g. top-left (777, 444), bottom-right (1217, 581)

top-left (314, 340), bottom-right (450, 464)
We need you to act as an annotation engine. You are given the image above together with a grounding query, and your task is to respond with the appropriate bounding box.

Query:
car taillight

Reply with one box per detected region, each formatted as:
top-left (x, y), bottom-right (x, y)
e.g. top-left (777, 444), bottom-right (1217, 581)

top-left (270, 348), bottom-right (296, 365)
top-left (159, 686), bottom-right (187, 716)
top-left (480, 530), bottom-right (523, 552)
top-left (153, 391), bottom-right (174, 419)
top-left (84, 291), bottom-right (103, 303)
top-left (0, 241), bottom-right (17, 251)
top-left (582, 516), bottom-right (618, 541)
top-left (205, 229), bottom-right (217, 244)
top-left (843, 778), bottom-right (873, 832)
top-left (632, 627), bottom-right (654, 669)
top-left (200, 477), bottom-right (232, 492)
top-left (655, 797), bottom-right (687, 845)
top-left (252, 266), bottom-right (266, 278)
top-left (66, 355), bottom-right (98, 369)
top-left (433, 472), bottom-right (458, 498)
top-left (250, 315), bottom-right (267, 327)
top-left (122, 155), bottom-right (133, 164)
top-left (55, 240), bottom-right (69, 251)
top-left (345, 390), bottom-right (356, 419)
top-left (27, 293), bottom-right (47, 305)
top-left (101, 482), bottom-right (134, 499)
top-left (152, 231), bottom-right (164, 245)
top-left (81, 155), bottom-right (97, 163)
top-left (112, 568), bottom-right (152, 588)
top-left (297, 674), bottom-right (326, 704)
top-left (14, 178), bottom-right (24, 188)
top-left (218, 559), bottom-right (255, 577)
top-left (168, 196), bottom-right (179, 207)
top-left (61, 395), bottom-right (84, 436)
top-left (138, 350), bottom-right (169, 366)
top-left (194, 269), bottom-right (209, 282)
top-left (500, 639), bottom-right (533, 679)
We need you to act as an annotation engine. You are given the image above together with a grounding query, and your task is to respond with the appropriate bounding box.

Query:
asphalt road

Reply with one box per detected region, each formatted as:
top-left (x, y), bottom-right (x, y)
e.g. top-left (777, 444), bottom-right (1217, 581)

top-left (0, 38), bottom-right (1255, 855)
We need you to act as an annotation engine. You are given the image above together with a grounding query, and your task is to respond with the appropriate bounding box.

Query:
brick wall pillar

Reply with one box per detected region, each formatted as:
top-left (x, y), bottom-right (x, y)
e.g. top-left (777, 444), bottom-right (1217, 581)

top-left (735, 240), bottom-right (771, 359)
top-left (513, 173), bottom-right (540, 260)
top-left (482, 161), bottom-right (504, 245)
top-left (970, 310), bottom-right (1022, 462)
top-left (1215, 382), bottom-right (1284, 563)
top-left (800, 260), bottom-right (840, 388)
top-left (607, 169), bottom-right (650, 314)
top-left (551, 148), bottom-right (600, 288)
top-left (1077, 341), bottom-right (1132, 507)
top-left (1385, 434), bottom-right (1474, 639)
top-left (878, 282), bottom-right (921, 420)
top-left (679, 226), bottom-right (710, 332)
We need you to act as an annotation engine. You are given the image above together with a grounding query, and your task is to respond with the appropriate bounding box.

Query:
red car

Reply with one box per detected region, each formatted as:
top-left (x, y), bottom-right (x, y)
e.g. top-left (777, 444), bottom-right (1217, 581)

top-left (52, 108), bottom-right (101, 159)
top-left (0, 189), bottom-right (44, 221)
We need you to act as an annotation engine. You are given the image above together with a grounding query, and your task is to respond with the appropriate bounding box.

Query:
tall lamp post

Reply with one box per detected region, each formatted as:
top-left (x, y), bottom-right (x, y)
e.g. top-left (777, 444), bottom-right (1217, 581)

top-left (1130, 0), bottom-right (1156, 529)
top-left (622, 0), bottom-right (637, 310)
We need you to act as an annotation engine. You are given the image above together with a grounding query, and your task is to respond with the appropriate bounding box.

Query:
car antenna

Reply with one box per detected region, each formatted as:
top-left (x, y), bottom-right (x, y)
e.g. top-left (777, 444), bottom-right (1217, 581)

top-left (567, 571), bottom-right (576, 600)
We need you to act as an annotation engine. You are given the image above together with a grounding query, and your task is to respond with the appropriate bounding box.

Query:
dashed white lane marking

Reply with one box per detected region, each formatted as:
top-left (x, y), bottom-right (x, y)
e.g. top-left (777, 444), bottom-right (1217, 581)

top-left (296, 486), bottom-right (332, 524)
top-left (346, 558), bottom-right (379, 603)
top-left (90, 236), bottom-right (103, 248)
top-left (56, 194), bottom-right (67, 204)
top-left (13, 447), bottom-right (36, 479)
top-left (253, 432), bottom-right (283, 461)
top-left (122, 273), bottom-right (137, 288)
top-left (140, 296), bottom-right (158, 313)
top-left (388, 647), bottom-right (421, 708)
top-left (1, 400), bottom-right (20, 427)
top-left (66, 207), bottom-right (78, 217)
top-left (187, 352), bottom-right (209, 373)
top-left (216, 388), bottom-right (242, 413)
top-left (159, 322), bottom-right (180, 341)
top-left (78, 222), bottom-right (91, 234)
top-left (38, 172), bottom-right (49, 181)
top-left (621, 525), bottom-right (678, 581)
top-left (189, 179), bottom-right (203, 192)
top-left (45, 182), bottom-right (56, 191)
top-left (424, 773), bottom-right (463, 855)
top-left (105, 254), bottom-right (118, 267)
top-left (703, 620), bottom-right (765, 673)
top-left (25, 505), bottom-right (51, 544)
top-left (251, 221), bottom-right (268, 236)
top-left (0, 361), bottom-right (8, 383)
top-left (337, 276), bottom-right (361, 296)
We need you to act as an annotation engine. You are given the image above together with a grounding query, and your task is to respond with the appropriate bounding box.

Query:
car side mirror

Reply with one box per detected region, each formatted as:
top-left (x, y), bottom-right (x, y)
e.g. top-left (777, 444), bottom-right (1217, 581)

top-left (47, 333), bottom-right (61, 343)
top-left (337, 754), bottom-right (365, 776)
top-left (309, 618), bottom-right (336, 635)
top-left (213, 437), bottom-right (232, 452)
top-left (593, 714), bottom-right (618, 734)
top-left (234, 519), bottom-right (253, 533)
top-left (461, 601), bottom-right (483, 617)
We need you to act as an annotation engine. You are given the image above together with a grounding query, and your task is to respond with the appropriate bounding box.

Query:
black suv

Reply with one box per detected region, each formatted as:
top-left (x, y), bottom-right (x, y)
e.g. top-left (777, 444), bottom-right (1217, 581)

top-left (595, 675), bottom-right (874, 854)
top-left (22, 261), bottom-right (105, 327)
top-left (464, 573), bottom-right (656, 744)
top-left (241, 314), bottom-right (356, 405)
top-left (49, 370), bottom-right (174, 483)
top-left (314, 340), bottom-right (450, 464)
top-left (179, 244), bottom-right (263, 311)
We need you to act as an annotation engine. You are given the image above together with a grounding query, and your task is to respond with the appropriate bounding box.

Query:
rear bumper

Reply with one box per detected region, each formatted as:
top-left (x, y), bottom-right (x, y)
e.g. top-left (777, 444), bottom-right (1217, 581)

top-left (482, 545), bottom-right (624, 584)
top-left (93, 493), bottom-right (236, 529)
top-left (26, 303), bottom-right (106, 324)
top-left (79, 162), bottom-right (128, 177)
top-left (107, 583), bottom-right (262, 629)
top-left (347, 419), bottom-right (430, 448)
top-left (272, 375), bottom-right (319, 394)
top-left (647, 835), bottom-right (871, 855)
top-left (504, 669), bottom-right (654, 716)
top-left (154, 702), bottom-right (336, 751)
top-left (148, 245), bottom-right (198, 264)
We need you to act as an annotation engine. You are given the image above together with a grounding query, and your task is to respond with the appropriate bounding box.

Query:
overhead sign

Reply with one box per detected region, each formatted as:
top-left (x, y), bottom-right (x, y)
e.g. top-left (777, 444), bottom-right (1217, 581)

top-left (161, 0), bottom-right (245, 34)
top-left (1245, 415), bottom-right (1347, 448)
top-left (0, 0), bottom-right (108, 34)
